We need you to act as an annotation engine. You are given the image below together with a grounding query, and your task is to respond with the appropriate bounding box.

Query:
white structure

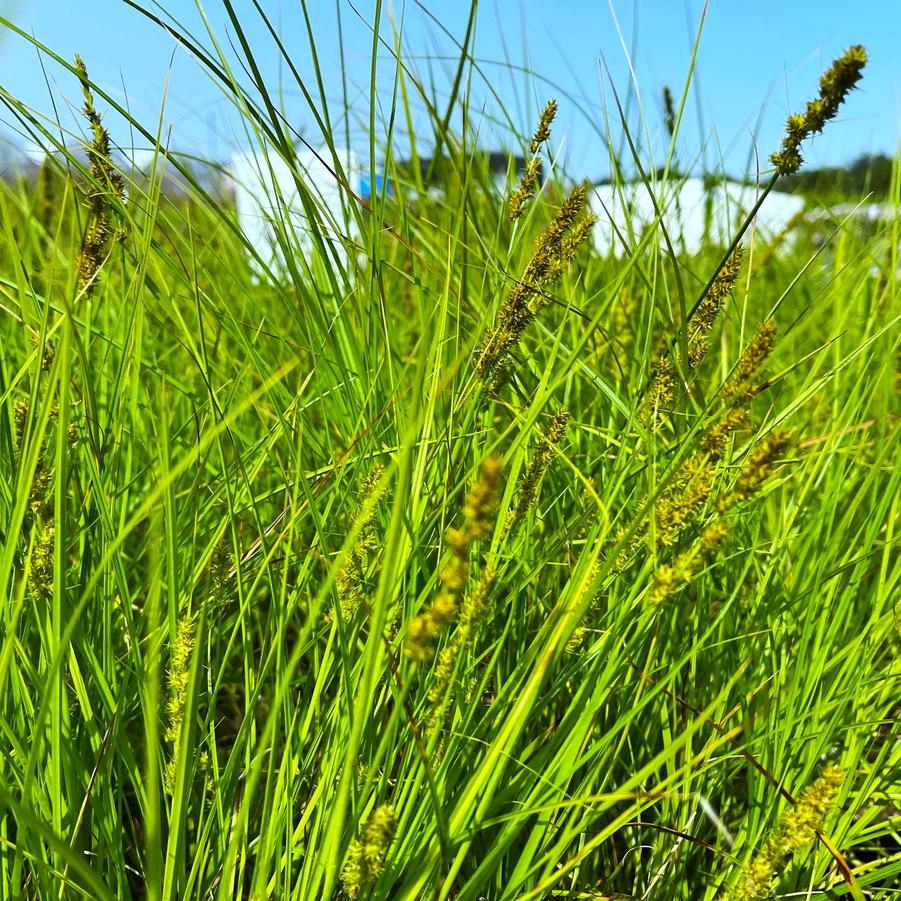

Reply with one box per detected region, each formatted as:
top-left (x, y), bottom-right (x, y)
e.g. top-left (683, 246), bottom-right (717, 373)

top-left (804, 201), bottom-right (899, 223)
top-left (229, 145), bottom-right (361, 278)
top-left (589, 177), bottom-right (805, 258)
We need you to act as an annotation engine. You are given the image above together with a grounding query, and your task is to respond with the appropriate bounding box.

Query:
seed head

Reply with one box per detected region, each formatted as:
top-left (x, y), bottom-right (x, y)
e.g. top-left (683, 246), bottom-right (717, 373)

top-left (690, 244), bottom-right (744, 340)
top-left (480, 182), bottom-right (593, 386)
top-left (508, 99), bottom-right (557, 221)
top-left (771, 45), bottom-right (867, 176)
top-left (648, 518), bottom-right (728, 605)
top-left (508, 155), bottom-right (542, 221)
top-left (724, 320), bottom-right (777, 402)
top-left (701, 407), bottom-right (751, 459)
top-left (529, 99), bottom-right (558, 155)
top-left (717, 429), bottom-right (793, 514)
top-left (28, 520), bottom-right (55, 600)
top-left (341, 804), bottom-right (397, 899)
top-left (462, 455), bottom-right (503, 538)
top-left (427, 565), bottom-right (497, 730)
top-left (404, 458), bottom-right (503, 662)
top-left (335, 464), bottom-right (386, 618)
top-left (723, 765), bottom-right (844, 901)
top-left (779, 764), bottom-right (844, 851)
top-left (505, 409), bottom-right (569, 538)
top-left (73, 54), bottom-right (126, 297)
top-left (663, 85), bottom-right (676, 137)
top-left (164, 614), bottom-right (196, 792)
top-left (639, 354), bottom-right (677, 427)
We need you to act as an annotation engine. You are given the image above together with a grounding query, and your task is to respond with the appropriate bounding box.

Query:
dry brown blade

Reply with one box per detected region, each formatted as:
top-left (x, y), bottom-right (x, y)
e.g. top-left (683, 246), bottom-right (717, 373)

top-left (797, 412), bottom-right (899, 448)
top-left (621, 820), bottom-right (720, 853)
top-left (67, 706), bottom-right (119, 858)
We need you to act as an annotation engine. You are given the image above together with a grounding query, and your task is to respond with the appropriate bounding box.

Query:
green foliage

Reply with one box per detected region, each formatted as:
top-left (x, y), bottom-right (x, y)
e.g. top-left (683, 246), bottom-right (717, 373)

top-left (780, 152), bottom-right (899, 200)
top-left (0, 5), bottom-right (898, 901)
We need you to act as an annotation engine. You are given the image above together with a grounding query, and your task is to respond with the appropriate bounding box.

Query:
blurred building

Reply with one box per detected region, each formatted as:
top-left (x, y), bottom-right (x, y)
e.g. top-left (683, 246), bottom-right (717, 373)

top-left (589, 176), bottom-right (806, 258)
top-left (229, 145), bottom-right (362, 279)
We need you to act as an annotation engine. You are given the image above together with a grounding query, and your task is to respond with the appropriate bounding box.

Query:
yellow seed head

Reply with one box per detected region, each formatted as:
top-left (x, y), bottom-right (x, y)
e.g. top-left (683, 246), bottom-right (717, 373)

top-left (508, 156), bottom-right (543, 221)
top-left (28, 520), bottom-right (55, 599)
top-left (480, 181), bottom-right (591, 382)
top-left (640, 355), bottom-right (677, 426)
top-left (725, 321), bottom-right (777, 400)
top-left (700, 522), bottom-right (728, 552)
top-left (507, 409), bottom-right (569, 537)
top-left (529, 99), bottom-right (558, 155)
top-left (439, 557), bottom-right (470, 592)
top-left (165, 616), bottom-right (195, 745)
top-left (164, 614), bottom-right (196, 792)
top-left (724, 766), bottom-right (843, 901)
top-left (778, 764), bottom-right (844, 853)
top-left (720, 429), bottom-right (793, 511)
top-left (690, 244), bottom-right (744, 339)
top-left (341, 804), bottom-right (397, 899)
top-left (73, 54), bottom-right (126, 297)
top-left (405, 459), bottom-right (502, 663)
top-left (461, 456), bottom-right (503, 539)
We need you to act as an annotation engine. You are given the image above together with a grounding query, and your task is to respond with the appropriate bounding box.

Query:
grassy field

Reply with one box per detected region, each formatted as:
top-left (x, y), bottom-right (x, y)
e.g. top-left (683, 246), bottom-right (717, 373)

top-left (0, 5), bottom-right (898, 900)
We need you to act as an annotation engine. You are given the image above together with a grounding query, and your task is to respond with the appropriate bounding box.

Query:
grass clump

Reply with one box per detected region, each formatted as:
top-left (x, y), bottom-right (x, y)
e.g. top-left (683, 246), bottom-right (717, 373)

top-left (0, 7), bottom-right (897, 901)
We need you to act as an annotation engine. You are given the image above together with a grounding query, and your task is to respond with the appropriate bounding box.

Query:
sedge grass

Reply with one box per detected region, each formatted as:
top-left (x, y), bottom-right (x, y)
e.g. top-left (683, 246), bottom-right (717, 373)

top-left (0, 4), bottom-right (898, 900)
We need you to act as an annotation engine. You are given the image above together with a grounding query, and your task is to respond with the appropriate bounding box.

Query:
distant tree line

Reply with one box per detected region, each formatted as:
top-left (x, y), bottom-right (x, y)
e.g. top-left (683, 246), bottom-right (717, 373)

top-left (592, 155), bottom-right (898, 201)
top-left (778, 153), bottom-right (897, 200)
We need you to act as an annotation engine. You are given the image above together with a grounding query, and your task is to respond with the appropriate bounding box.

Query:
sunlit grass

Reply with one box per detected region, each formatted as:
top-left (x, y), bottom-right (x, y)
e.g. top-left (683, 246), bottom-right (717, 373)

top-left (0, 4), bottom-right (898, 900)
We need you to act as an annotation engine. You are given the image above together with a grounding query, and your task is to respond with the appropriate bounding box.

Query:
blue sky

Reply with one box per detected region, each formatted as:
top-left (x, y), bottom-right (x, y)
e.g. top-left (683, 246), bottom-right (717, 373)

top-left (0, 0), bottom-right (897, 181)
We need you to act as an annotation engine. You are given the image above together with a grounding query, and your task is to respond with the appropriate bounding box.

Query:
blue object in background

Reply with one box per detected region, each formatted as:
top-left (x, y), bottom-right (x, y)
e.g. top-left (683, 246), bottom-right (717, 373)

top-left (359, 173), bottom-right (392, 200)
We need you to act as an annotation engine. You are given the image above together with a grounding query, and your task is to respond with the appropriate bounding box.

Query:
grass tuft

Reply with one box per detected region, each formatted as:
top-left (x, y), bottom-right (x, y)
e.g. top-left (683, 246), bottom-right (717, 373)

top-left (0, 7), bottom-right (897, 901)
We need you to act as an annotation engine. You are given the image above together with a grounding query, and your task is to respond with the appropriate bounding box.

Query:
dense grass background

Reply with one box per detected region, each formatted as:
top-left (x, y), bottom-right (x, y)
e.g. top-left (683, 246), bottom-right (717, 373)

top-left (0, 3), bottom-right (898, 899)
